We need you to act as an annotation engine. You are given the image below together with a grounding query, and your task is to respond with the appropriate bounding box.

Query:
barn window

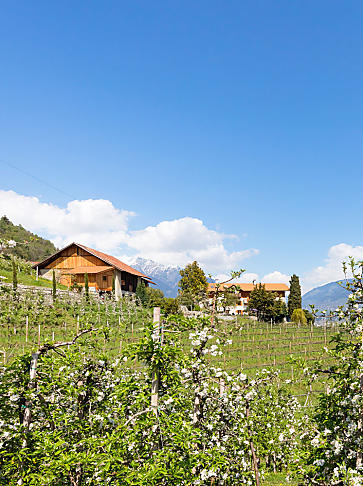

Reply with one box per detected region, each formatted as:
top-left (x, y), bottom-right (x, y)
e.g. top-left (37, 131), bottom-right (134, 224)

top-left (103, 276), bottom-right (107, 281)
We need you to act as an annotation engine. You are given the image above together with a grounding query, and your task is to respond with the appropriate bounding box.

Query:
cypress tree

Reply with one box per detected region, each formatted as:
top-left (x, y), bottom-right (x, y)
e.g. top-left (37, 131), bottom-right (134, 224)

top-left (288, 274), bottom-right (302, 318)
top-left (52, 270), bottom-right (57, 301)
top-left (84, 273), bottom-right (89, 301)
top-left (135, 280), bottom-right (148, 306)
top-left (12, 257), bottom-right (17, 291)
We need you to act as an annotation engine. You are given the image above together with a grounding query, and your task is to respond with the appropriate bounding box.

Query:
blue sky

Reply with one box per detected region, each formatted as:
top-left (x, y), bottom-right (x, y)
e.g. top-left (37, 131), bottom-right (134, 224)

top-left (1, 0), bottom-right (363, 290)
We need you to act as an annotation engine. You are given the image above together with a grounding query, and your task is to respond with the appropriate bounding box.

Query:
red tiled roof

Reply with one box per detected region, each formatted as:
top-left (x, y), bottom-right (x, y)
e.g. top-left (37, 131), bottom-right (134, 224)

top-left (32, 242), bottom-right (152, 281)
top-left (207, 282), bottom-right (289, 292)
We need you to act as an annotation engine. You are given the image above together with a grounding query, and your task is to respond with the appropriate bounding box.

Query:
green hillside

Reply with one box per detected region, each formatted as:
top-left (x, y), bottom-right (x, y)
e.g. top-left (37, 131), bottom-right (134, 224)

top-left (0, 215), bottom-right (57, 261)
top-left (0, 266), bottom-right (66, 288)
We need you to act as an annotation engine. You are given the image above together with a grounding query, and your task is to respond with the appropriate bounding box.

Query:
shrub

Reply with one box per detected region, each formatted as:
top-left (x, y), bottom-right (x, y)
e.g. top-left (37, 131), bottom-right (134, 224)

top-left (291, 308), bottom-right (307, 325)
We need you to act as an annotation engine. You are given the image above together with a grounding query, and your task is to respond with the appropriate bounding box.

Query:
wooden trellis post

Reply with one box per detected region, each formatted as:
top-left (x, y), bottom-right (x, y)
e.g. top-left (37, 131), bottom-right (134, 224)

top-left (246, 401), bottom-right (260, 486)
top-left (219, 378), bottom-right (225, 397)
top-left (357, 333), bottom-right (363, 470)
top-left (151, 307), bottom-right (161, 415)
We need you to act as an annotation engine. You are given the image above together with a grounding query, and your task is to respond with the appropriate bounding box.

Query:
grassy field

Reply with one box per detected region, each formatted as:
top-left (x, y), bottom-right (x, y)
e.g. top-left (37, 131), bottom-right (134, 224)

top-left (264, 472), bottom-right (299, 485)
top-left (0, 291), bottom-right (340, 404)
top-left (0, 267), bottom-right (67, 289)
top-left (218, 317), bottom-right (339, 398)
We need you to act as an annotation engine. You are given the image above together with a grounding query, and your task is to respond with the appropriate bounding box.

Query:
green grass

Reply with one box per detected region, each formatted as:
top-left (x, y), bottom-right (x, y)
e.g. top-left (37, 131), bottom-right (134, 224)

top-left (0, 292), bottom-right (341, 403)
top-left (263, 472), bottom-right (299, 485)
top-left (0, 267), bottom-right (67, 289)
top-left (213, 317), bottom-right (339, 398)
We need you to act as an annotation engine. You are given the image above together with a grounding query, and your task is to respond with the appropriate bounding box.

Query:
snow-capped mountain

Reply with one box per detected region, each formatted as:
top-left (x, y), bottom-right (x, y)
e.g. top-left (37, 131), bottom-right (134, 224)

top-left (129, 257), bottom-right (182, 297)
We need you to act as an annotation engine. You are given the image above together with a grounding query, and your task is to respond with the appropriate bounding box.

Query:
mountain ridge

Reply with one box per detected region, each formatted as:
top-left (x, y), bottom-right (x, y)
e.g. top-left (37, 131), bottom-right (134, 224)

top-left (302, 279), bottom-right (351, 312)
top-left (129, 257), bottom-right (182, 297)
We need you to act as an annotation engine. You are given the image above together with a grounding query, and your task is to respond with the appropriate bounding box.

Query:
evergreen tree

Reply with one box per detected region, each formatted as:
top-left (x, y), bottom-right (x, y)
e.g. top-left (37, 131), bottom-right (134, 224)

top-left (178, 261), bottom-right (208, 304)
top-left (52, 270), bottom-right (57, 301)
top-left (135, 280), bottom-right (148, 306)
top-left (247, 284), bottom-right (276, 321)
top-left (12, 257), bottom-right (17, 291)
top-left (84, 273), bottom-right (89, 301)
top-left (146, 287), bottom-right (164, 307)
top-left (271, 299), bottom-right (288, 323)
top-left (287, 274), bottom-right (302, 318)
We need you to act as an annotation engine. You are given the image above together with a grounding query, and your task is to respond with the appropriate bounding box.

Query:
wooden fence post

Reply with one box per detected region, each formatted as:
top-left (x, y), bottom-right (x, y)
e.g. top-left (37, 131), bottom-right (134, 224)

top-left (246, 401), bottom-right (260, 486)
top-left (18, 351), bottom-right (39, 485)
top-left (219, 378), bottom-right (225, 397)
top-left (357, 333), bottom-right (363, 470)
top-left (151, 307), bottom-right (161, 415)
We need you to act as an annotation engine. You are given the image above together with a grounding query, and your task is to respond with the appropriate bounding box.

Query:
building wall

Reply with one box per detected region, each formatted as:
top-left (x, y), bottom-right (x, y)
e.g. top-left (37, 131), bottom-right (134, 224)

top-left (38, 244), bottom-right (146, 293)
top-left (208, 287), bottom-right (287, 315)
top-left (45, 245), bottom-right (107, 270)
top-left (39, 244), bottom-right (114, 290)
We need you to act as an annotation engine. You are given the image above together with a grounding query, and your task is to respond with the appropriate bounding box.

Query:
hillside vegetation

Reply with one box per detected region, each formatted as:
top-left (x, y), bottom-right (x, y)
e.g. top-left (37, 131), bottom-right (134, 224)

top-left (0, 215), bottom-right (57, 261)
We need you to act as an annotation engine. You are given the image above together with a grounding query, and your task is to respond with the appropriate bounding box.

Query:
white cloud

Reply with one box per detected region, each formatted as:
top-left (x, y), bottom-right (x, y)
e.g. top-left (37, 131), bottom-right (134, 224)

top-left (213, 270), bottom-right (290, 285)
top-left (127, 217), bottom-right (258, 272)
top-left (213, 272), bottom-right (259, 283)
top-left (0, 190), bottom-right (258, 273)
top-left (0, 190), bottom-right (132, 253)
top-left (262, 271), bottom-right (290, 285)
top-left (303, 243), bottom-right (363, 292)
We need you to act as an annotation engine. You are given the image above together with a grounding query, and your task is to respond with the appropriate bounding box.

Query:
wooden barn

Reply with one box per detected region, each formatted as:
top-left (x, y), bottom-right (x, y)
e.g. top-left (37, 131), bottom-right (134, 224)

top-left (33, 243), bottom-right (153, 298)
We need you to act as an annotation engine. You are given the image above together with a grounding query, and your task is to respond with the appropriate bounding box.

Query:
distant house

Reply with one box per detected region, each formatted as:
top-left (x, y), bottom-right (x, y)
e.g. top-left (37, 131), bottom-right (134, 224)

top-left (207, 282), bottom-right (289, 315)
top-left (33, 242), bottom-right (153, 298)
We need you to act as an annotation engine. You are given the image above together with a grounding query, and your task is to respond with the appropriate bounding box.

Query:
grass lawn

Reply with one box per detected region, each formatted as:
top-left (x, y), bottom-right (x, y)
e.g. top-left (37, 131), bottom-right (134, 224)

top-left (264, 472), bottom-right (299, 485)
top-left (0, 268), bottom-right (67, 289)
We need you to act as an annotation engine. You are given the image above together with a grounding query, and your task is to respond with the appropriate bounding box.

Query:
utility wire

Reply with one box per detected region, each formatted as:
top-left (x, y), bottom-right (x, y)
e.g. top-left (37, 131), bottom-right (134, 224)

top-left (0, 159), bottom-right (75, 199)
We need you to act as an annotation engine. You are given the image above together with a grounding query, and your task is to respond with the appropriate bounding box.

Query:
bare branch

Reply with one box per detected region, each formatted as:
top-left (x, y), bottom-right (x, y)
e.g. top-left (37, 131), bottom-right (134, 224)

top-left (124, 407), bottom-right (152, 426)
top-left (37, 328), bottom-right (99, 356)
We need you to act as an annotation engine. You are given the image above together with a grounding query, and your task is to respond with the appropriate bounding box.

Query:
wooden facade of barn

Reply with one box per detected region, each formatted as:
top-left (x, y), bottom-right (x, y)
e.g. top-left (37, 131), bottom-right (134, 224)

top-left (33, 243), bottom-right (152, 297)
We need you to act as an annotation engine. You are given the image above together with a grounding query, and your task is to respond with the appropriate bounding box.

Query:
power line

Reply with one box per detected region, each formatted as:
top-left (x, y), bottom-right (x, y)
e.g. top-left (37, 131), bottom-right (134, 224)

top-left (0, 159), bottom-right (75, 199)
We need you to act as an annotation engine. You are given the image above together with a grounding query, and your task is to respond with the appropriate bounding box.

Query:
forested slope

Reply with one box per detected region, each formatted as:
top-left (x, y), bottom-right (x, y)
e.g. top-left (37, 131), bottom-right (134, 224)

top-left (0, 215), bottom-right (57, 261)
